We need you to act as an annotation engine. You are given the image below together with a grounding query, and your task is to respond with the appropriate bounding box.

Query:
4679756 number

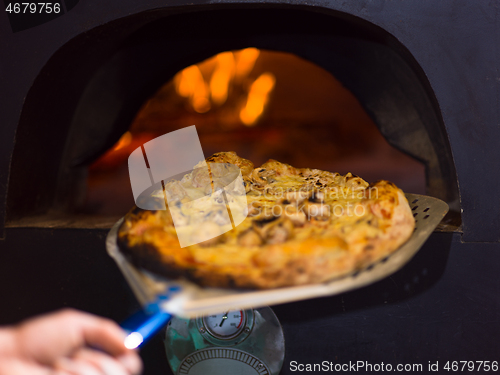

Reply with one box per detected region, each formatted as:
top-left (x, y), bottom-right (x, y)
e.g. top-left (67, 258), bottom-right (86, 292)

top-left (5, 3), bottom-right (61, 14)
top-left (444, 361), bottom-right (498, 372)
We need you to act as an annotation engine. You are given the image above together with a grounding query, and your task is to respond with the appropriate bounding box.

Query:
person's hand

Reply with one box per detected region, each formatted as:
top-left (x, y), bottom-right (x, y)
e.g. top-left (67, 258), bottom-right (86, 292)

top-left (0, 309), bottom-right (142, 375)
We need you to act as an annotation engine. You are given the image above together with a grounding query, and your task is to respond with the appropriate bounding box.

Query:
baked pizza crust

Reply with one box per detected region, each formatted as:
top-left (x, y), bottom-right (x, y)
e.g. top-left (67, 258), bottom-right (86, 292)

top-left (117, 152), bottom-right (415, 289)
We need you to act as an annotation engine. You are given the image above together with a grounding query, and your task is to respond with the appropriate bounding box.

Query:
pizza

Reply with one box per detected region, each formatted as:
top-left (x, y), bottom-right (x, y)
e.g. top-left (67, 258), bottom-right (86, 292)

top-left (117, 151), bottom-right (415, 289)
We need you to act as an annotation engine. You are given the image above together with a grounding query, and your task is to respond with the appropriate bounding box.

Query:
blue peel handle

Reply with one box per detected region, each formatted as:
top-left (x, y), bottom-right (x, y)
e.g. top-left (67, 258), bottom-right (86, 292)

top-left (121, 309), bottom-right (173, 349)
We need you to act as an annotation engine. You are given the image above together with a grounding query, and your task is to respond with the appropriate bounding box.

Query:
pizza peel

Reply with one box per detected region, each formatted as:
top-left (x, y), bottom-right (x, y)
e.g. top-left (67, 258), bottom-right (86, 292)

top-left (108, 193), bottom-right (448, 326)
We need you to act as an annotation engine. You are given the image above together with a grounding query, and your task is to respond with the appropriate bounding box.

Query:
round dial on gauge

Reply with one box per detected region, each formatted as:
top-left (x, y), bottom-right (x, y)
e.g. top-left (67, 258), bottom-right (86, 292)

top-left (203, 310), bottom-right (246, 339)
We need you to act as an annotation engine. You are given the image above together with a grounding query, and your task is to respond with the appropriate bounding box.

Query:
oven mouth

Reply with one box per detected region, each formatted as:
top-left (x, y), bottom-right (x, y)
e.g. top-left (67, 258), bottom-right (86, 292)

top-left (83, 48), bottom-right (426, 219)
top-left (5, 5), bottom-right (461, 230)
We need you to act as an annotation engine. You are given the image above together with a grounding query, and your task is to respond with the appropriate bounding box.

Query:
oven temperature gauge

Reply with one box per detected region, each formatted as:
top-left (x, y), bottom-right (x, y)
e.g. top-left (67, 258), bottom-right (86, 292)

top-left (166, 307), bottom-right (283, 375)
top-left (203, 310), bottom-right (246, 340)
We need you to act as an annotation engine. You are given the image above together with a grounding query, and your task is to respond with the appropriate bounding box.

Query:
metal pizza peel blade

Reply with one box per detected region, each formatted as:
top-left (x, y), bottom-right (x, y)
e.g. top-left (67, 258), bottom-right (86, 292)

top-left (106, 193), bottom-right (449, 319)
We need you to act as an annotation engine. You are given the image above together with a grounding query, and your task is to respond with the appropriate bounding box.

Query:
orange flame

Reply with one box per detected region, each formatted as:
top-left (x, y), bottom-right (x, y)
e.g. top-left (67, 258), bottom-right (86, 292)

top-left (234, 48), bottom-right (260, 79)
top-left (112, 131), bottom-right (132, 151)
top-left (210, 52), bottom-right (235, 105)
top-left (173, 48), bottom-right (274, 122)
top-left (175, 65), bottom-right (211, 113)
top-left (240, 72), bottom-right (276, 126)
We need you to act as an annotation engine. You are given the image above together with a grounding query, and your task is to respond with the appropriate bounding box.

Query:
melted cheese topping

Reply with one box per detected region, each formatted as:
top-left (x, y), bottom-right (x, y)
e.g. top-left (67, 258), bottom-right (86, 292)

top-left (121, 152), bottom-right (415, 289)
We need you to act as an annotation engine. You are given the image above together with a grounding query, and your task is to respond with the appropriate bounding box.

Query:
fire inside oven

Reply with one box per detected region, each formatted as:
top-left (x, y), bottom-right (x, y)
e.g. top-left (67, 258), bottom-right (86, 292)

top-left (85, 48), bottom-right (425, 217)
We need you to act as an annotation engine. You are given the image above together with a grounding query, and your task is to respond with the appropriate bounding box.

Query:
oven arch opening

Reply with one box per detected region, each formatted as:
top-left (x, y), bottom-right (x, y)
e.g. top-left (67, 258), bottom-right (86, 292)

top-left (84, 48), bottom-right (426, 217)
top-left (6, 6), bottom-right (460, 229)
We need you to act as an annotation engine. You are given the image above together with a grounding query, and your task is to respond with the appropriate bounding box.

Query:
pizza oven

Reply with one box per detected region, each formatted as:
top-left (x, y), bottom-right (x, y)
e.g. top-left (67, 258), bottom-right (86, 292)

top-left (1, 1), bottom-right (499, 374)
